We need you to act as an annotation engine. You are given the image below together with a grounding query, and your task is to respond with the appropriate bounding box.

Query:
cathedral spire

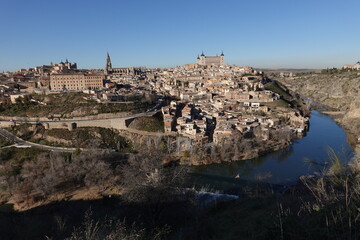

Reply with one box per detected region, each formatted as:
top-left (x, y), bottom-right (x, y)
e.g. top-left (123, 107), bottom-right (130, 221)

top-left (106, 52), bottom-right (112, 68)
top-left (105, 52), bottom-right (112, 75)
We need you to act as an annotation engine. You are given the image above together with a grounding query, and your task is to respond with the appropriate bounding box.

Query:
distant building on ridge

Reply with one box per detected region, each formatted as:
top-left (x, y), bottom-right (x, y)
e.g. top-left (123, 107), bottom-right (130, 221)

top-left (343, 61), bottom-right (360, 70)
top-left (196, 51), bottom-right (224, 66)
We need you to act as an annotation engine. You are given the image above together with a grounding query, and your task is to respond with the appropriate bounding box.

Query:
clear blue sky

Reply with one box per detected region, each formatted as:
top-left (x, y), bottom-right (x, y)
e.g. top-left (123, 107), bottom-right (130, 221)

top-left (1, 0), bottom-right (360, 71)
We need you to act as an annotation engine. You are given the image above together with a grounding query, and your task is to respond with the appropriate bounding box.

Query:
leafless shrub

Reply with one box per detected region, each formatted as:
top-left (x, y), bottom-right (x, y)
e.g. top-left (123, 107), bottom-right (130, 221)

top-left (5, 151), bottom-right (121, 205)
top-left (298, 151), bottom-right (360, 239)
top-left (66, 209), bottom-right (146, 240)
top-left (119, 150), bottom-right (189, 203)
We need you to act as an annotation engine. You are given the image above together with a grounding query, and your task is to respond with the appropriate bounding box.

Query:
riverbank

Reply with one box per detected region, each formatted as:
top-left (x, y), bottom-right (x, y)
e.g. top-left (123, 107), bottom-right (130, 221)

top-left (192, 110), bottom-right (354, 185)
top-left (186, 138), bottom-right (293, 166)
top-left (275, 71), bottom-right (360, 156)
top-left (319, 110), bottom-right (359, 151)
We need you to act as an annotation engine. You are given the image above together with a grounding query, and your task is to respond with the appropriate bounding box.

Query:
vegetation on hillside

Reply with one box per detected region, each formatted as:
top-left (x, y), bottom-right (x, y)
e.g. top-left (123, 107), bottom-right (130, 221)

top-left (0, 147), bottom-right (46, 202)
top-left (186, 127), bottom-right (292, 165)
top-left (320, 67), bottom-right (358, 75)
top-left (0, 150), bottom-right (123, 208)
top-left (265, 81), bottom-right (292, 99)
top-left (0, 135), bottom-right (12, 148)
top-left (0, 92), bottom-right (154, 117)
top-left (128, 112), bottom-right (164, 132)
top-left (265, 80), bottom-right (305, 111)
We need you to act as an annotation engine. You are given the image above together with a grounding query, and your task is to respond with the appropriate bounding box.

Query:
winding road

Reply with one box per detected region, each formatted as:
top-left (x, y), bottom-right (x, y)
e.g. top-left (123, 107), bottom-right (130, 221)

top-left (0, 128), bottom-right (77, 152)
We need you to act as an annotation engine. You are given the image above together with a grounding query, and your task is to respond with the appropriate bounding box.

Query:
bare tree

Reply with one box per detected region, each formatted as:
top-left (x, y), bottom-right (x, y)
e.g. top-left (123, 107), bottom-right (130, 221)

top-left (119, 150), bottom-right (188, 203)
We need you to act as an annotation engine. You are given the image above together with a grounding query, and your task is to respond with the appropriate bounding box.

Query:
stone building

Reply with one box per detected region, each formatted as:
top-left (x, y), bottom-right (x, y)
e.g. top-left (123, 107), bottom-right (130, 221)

top-left (50, 73), bottom-right (104, 91)
top-left (196, 51), bottom-right (224, 66)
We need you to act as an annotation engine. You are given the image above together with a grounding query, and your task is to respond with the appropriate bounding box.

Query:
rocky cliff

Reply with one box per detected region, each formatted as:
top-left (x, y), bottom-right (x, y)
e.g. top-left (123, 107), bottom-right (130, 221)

top-left (274, 71), bottom-right (360, 154)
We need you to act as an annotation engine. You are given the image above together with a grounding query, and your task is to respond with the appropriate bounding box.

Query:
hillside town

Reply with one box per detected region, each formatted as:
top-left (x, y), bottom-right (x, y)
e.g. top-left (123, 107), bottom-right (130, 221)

top-left (0, 52), bottom-right (309, 148)
top-left (154, 61), bottom-right (307, 145)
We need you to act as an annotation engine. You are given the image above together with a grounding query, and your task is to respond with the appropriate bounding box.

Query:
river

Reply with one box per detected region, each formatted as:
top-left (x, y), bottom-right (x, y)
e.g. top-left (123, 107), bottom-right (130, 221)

top-left (192, 110), bottom-right (354, 185)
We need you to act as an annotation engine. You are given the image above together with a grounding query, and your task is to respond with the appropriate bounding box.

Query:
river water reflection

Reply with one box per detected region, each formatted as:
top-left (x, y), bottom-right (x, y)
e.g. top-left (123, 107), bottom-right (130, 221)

top-left (192, 111), bottom-right (354, 185)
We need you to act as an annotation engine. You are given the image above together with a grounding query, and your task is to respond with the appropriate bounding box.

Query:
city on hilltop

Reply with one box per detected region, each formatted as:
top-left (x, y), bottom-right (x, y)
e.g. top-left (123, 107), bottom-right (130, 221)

top-left (0, 51), bottom-right (309, 155)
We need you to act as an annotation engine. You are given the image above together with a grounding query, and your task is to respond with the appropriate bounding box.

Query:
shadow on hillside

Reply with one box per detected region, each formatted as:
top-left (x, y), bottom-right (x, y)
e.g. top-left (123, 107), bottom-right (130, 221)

top-left (0, 175), bottom-right (286, 240)
top-left (0, 195), bottom-right (193, 240)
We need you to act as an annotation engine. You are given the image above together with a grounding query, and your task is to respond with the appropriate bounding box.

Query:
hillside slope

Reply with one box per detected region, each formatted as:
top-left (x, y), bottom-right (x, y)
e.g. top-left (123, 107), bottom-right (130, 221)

top-left (275, 71), bottom-right (360, 154)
